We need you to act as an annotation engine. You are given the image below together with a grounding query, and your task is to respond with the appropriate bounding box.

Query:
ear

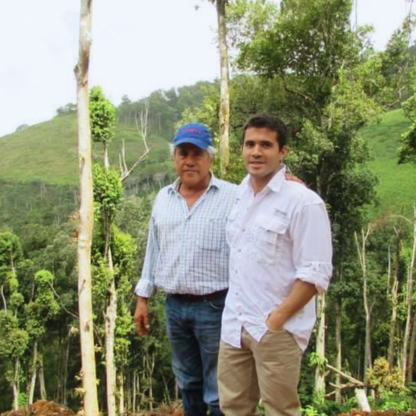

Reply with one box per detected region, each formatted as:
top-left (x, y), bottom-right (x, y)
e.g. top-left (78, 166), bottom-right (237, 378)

top-left (280, 145), bottom-right (288, 159)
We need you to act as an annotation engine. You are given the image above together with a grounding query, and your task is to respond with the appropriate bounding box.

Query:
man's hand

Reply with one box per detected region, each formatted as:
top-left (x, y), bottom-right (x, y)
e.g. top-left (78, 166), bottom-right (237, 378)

top-left (134, 296), bottom-right (150, 336)
top-left (266, 310), bottom-right (286, 332)
top-left (285, 172), bottom-right (306, 186)
top-left (266, 280), bottom-right (317, 331)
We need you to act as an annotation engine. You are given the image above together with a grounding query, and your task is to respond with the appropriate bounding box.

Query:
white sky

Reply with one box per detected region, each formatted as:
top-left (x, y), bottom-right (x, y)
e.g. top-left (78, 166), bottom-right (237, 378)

top-left (0, 0), bottom-right (413, 138)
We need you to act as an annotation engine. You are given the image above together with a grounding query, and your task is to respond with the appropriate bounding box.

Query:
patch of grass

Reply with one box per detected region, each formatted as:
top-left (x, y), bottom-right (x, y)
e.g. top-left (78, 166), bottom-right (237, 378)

top-left (360, 109), bottom-right (416, 217)
top-left (0, 114), bottom-right (170, 186)
top-left (0, 115), bottom-right (79, 185)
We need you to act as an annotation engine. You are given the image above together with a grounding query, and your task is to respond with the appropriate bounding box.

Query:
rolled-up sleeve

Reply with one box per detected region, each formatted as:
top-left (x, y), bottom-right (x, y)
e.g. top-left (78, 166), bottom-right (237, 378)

top-left (290, 202), bottom-right (333, 293)
top-left (134, 214), bottom-right (159, 298)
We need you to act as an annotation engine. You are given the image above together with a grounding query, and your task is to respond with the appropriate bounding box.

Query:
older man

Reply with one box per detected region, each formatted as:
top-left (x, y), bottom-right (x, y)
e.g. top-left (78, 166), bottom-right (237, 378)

top-left (134, 123), bottom-right (236, 416)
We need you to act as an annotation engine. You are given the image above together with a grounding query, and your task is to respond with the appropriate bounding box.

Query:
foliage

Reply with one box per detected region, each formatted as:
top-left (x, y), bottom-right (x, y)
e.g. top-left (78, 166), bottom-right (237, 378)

top-left (24, 270), bottom-right (60, 339)
top-left (89, 86), bottom-right (116, 145)
top-left (0, 310), bottom-right (29, 361)
top-left (0, 231), bottom-right (22, 295)
top-left (398, 68), bottom-right (416, 164)
top-left (376, 393), bottom-right (415, 413)
top-left (377, 17), bottom-right (416, 108)
top-left (93, 164), bottom-right (124, 223)
top-left (56, 103), bottom-right (77, 116)
top-left (367, 357), bottom-right (406, 397)
top-left (226, 0), bottom-right (279, 52)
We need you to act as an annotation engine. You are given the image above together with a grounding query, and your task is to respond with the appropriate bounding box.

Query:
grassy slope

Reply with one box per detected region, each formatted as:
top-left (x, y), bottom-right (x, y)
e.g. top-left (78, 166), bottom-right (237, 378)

top-left (360, 109), bottom-right (416, 217)
top-left (0, 113), bottom-right (170, 186)
top-left (0, 109), bottom-right (414, 216)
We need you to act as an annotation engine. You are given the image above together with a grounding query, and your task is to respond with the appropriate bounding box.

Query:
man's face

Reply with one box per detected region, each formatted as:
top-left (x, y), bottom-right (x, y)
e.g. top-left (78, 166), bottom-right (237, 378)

top-left (242, 127), bottom-right (287, 184)
top-left (173, 143), bottom-right (213, 187)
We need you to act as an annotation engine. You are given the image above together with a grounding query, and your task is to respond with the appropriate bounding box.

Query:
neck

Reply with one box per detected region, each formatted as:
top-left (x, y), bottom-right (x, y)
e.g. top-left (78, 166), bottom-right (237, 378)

top-left (250, 166), bottom-right (283, 194)
top-left (179, 174), bottom-right (211, 195)
top-left (250, 177), bottom-right (269, 195)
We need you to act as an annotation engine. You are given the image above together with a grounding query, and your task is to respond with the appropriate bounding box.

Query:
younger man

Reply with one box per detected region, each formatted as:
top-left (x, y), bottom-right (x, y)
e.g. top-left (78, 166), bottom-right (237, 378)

top-left (218, 114), bottom-right (333, 416)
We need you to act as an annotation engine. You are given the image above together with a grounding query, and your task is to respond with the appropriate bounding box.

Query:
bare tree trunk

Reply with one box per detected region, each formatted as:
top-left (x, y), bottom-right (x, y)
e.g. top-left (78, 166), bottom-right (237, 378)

top-left (335, 300), bottom-right (342, 403)
top-left (216, 0), bottom-right (230, 177)
top-left (13, 358), bottom-right (20, 411)
top-left (1, 284), bottom-right (7, 310)
top-left (408, 306), bottom-right (416, 383)
top-left (119, 370), bottom-right (125, 416)
top-left (74, 1), bottom-right (99, 414)
top-left (148, 352), bottom-right (155, 411)
top-left (63, 329), bottom-right (71, 405)
top-left (133, 369), bottom-right (137, 413)
top-left (175, 379), bottom-right (179, 402)
top-left (314, 293), bottom-right (326, 396)
top-left (402, 204), bottom-right (415, 384)
top-left (29, 341), bottom-right (38, 404)
top-left (388, 238), bottom-right (400, 366)
top-left (38, 355), bottom-right (47, 400)
top-left (105, 248), bottom-right (117, 416)
top-left (104, 142), bottom-right (109, 170)
top-left (355, 389), bottom-right (371, 411)
top-left (355, 227), bottom-right (373, 382)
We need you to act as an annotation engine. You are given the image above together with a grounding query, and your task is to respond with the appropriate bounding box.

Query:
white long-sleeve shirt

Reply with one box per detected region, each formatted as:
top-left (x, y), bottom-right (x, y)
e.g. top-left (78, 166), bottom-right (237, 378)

top-left (221, 167), bottom-right (333, 351)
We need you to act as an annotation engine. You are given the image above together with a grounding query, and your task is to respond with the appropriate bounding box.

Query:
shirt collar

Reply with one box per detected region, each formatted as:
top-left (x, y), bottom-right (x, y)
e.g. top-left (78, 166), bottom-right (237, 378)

top-left (167, 172), bottom-right (220, 195)
top-left (241, 165), bottom-right (287, 194)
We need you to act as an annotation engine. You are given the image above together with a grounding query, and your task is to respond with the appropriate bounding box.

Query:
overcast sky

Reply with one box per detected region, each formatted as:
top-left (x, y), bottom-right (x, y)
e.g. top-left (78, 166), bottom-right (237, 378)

top-left (0, 0), bottom-right (413, 138)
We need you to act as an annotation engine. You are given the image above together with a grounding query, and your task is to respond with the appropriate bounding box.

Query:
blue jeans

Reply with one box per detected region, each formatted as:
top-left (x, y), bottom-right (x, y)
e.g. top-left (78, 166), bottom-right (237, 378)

top-left (165, 293), bottom-right (226, 416)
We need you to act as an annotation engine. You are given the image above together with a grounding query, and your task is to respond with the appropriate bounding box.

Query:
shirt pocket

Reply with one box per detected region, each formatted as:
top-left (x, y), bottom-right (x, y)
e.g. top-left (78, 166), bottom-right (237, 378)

top-left (197, 217), bottom-right (226, 251)
top-left (253, 215), bottom-right (289, 265)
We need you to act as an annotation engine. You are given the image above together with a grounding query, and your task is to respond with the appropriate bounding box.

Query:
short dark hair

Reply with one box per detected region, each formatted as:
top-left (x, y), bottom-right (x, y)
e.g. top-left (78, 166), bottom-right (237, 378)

top-left (242, 113), bottom-right (288, 148)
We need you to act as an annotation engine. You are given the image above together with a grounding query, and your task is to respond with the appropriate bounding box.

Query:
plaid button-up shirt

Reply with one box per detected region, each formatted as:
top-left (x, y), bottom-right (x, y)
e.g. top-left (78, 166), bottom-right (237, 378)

top-left (135, 174), bottom-right (237, 297)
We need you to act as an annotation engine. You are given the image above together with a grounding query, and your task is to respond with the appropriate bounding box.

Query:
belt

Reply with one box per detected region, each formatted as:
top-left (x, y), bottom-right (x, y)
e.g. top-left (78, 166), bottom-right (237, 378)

top-left (169, 289), bottom-right (228, 302)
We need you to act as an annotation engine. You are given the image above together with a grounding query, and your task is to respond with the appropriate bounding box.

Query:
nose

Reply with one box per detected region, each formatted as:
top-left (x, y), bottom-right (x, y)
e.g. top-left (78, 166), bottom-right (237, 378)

top-left (184, 155), bottom-right (196, 166)
top-left (252, 144), bottom-right (262, 157)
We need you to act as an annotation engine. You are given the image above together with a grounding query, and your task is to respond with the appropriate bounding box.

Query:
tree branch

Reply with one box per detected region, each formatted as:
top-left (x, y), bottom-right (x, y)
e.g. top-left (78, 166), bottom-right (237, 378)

top-left (120, 103), bottom-right (150, 182)
top-left (48, 282), bottom-right (78, 320)
top-left (326, 363), bottom-right (365, 386)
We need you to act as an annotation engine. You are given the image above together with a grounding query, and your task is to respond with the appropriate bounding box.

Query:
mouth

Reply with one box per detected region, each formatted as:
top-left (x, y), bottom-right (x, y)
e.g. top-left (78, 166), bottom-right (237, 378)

top-left (249, 161), bottom-right (264, 167)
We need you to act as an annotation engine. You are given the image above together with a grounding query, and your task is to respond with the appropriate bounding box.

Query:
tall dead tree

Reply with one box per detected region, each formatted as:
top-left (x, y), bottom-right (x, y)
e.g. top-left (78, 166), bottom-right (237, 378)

top-left (388, 231), bottom-right (400, 367)
top-left (355, 225), bottom-right (374, 383)
top-left (314, 293), bottom-right (326, 396)
top-left (74, 0), bottom-right (99, 414)
top-left (401, 204), bottom-right (416, 384)
top-left (210, 0), bottom-right (230, 177)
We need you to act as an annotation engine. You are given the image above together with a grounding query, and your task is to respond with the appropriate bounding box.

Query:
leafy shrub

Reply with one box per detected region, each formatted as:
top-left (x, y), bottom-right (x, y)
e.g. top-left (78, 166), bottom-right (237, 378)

top-left (367, 357), bottom-right (405, 397)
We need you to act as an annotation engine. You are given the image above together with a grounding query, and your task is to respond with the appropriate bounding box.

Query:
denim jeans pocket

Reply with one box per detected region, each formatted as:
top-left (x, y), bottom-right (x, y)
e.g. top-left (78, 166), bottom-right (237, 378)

top-left (208, 299), bottom-right (225, 310)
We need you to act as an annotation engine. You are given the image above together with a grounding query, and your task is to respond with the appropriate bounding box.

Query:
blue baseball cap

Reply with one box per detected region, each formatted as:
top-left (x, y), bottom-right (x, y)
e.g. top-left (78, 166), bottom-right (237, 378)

top-left (174, 123), bottom-right (213, 150)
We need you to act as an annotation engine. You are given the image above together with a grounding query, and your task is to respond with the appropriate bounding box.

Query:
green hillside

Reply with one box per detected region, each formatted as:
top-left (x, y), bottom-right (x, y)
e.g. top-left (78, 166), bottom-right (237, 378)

top-left (0, 108), bottom-right (415, 229)
top-left (360, 109), bottom-right (416, 217)
top-left (0, 113), bottom-right (172, 186)
top-left (0, 113), bottom-right (174, 232)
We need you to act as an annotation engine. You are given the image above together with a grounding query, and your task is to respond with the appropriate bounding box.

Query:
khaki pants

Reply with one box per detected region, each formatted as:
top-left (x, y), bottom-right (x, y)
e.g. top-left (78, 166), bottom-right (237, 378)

top-left (218, 328), bottom-right (302, 416)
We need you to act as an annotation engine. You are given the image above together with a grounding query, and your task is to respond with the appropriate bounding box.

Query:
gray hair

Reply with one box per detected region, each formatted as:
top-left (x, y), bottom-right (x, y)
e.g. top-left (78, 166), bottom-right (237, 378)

top-left (169, 144), bottom-right (216, 160)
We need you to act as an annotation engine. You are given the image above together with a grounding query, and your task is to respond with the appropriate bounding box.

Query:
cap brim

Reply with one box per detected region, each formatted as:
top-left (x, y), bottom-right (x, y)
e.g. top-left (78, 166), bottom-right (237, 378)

top-left (174, 137), bottom-right (210, 150)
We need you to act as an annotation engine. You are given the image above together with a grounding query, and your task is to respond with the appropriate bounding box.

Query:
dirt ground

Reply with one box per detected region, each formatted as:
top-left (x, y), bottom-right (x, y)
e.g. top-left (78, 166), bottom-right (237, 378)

top-left (0, 401), bottom-right (75, 416)
top-left (0, 401), bottom-right (184, 416)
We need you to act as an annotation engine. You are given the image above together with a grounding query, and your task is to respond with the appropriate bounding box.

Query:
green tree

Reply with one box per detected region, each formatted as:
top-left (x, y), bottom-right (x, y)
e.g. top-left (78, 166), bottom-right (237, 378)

top-left (398, 65), bottom-right (416, 164)
top-left (0, 231), bottom-right (28, 410)
top-left (90, 85), bottom-right (117, 170)
top-left (25, 270), bottom-right (60, 404)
